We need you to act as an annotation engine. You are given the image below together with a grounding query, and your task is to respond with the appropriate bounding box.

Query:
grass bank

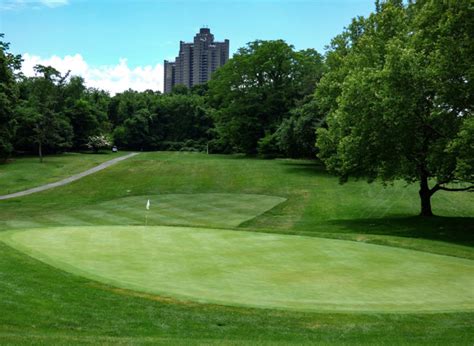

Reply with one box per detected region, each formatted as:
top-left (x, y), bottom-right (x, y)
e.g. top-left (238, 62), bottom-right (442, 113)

top-left (0, 151), bottom-right (129, 195)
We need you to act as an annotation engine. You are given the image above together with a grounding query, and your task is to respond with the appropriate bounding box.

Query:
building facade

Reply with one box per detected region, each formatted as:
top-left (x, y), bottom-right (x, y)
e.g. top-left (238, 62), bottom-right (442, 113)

top-left (164, 28), bottom-right (229, 93)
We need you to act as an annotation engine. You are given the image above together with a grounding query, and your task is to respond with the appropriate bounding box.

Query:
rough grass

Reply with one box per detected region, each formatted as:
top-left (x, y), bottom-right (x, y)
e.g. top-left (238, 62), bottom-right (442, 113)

top-left (0, 151), bottom-right (473, 344)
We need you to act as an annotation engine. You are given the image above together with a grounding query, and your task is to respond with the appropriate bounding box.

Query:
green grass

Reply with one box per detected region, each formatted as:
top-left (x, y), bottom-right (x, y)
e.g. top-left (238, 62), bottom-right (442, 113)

top-left (69, 193), bottom-right (284, 228)
top-left (2, 241), bottom-right (473, 345)
top-left (2, 225), bottom-right (473, 313)
top-left (0, 151), bottom-right (473, 343)
top-left (0, 192), bottom-right (285, 230)
top-left (0, 151), bottom-right (128, 195)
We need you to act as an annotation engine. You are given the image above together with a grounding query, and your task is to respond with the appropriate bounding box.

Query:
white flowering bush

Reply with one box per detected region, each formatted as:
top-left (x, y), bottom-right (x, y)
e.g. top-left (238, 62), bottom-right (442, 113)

top-left (86, 135), bottom-right (112, 153)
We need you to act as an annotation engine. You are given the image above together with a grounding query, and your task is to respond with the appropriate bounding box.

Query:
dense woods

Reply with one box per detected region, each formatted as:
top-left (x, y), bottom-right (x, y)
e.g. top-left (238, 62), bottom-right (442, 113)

top-left (0, 0), bottom-right (472, 215)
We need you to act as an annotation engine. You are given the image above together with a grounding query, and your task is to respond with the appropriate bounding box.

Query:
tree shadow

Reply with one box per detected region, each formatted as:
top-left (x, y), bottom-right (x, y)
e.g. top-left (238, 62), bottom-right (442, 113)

top-left (327, 216), bottom-right (474, 246)
top-left (279, 160), bottom-right (328, 177)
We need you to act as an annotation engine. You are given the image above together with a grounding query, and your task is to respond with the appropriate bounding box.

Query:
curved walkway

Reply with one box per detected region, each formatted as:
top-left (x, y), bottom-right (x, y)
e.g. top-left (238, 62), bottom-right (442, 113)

top-left (0, 153), bottom-right (139, 201)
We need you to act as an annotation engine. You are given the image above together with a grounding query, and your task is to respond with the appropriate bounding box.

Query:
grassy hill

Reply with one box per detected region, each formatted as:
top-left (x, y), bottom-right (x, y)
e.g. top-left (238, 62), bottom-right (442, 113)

top-left (0, 152), bottom-right (129, 195)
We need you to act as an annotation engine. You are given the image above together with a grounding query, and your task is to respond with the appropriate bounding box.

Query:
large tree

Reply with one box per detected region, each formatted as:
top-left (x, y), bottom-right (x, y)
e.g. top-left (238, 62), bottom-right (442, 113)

top-left (316, 0), bottom-right (473, 216)
top-left (0, 34), bottom-right (21, 161)
top-left (15, 65), bottom-right (73, 161)
top-left (208, 40), bottom-right (324, 154)
top-left (61, 76), bottom-right (109, 149)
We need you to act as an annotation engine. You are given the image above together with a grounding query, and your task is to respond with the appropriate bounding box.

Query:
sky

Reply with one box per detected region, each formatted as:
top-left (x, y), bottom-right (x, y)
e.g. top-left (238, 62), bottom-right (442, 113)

top-left (0, 0), bottom-right (375, 93)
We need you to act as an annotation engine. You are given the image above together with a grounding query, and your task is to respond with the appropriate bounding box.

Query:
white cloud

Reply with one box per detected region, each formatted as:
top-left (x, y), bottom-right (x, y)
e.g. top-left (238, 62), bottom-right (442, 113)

top-left (0, 0), bottom-right (68, 10)
top-left (0, 0), bottom-right (24, 10)
top-left (40, 0), bottom-right (68, 8)
top-left (21, 53), bottom-right (164, 94)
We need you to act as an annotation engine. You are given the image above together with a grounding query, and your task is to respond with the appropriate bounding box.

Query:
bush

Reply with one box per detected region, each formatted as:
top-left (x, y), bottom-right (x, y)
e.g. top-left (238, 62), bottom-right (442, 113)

top-left (159, 140), bottom-right (206, 152)
top-left (86, 135), bottom-right (111, 153)
top-left (208, 137), bottom-right (233, 154)
top-left (257, 133), bottom-right (281, 159)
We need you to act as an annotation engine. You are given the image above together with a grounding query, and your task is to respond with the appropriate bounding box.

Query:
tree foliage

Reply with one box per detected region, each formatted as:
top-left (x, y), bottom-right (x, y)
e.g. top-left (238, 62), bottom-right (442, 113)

top-left (316, 0), bottom-right (474, 216)
top-left (111, 88), bottom-right (211, 151)
top-left (0, 34), bottom-right (21, 161)
top-left (63, 77), bottom-right (109, 149)
top-left (15, 65), bottom-right (74, 161)
top-left (275, 99), bottom-right (323, 158)
top-left (208, 40), bottom-right (324, 154)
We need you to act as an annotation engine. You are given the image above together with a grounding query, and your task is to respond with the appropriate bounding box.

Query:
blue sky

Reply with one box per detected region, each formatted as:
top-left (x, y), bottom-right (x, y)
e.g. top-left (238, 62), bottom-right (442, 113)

top-left (0, 0), bottom-right (375, 93)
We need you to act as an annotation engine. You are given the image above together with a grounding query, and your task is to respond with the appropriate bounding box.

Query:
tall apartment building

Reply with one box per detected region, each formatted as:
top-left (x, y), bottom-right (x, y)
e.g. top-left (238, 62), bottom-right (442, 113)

top-left (164, 28), bottom-right (229, 93)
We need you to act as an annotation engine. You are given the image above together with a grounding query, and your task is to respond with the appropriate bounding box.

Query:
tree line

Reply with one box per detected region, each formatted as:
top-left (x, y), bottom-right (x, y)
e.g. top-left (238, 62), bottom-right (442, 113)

top-left (1, 0), bottom-right (472, 215)
top-left (0, 51), bottom-right (214, 161)
top-left (0, 36), bottom-right (325, 161)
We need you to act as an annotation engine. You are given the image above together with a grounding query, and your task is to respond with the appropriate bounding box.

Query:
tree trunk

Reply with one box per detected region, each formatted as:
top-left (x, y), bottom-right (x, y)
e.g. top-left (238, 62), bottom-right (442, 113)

top-left (419, 174), bottom-right (433, 217)
top-left (39, 142), bottom-right (43, 163)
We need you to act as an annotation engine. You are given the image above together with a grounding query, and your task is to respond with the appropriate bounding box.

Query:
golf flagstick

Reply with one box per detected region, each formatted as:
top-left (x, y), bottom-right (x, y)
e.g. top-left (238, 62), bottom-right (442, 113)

top-left (145, 199), bottom-right (150, 226)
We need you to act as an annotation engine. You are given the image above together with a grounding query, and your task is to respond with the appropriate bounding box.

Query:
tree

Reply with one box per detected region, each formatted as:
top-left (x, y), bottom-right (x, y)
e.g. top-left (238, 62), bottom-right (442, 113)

top-left (62, 76), bottom-right (100, 149)
top-left (0, 34), bottom-right (22, 161)
top-left (109, 89), bottom-right (212, 152)
top-left (114, 108), bottom-right (153, 150)
top-left (316, 0), bottom-right (473, 216)
top-left (156, 93), bottom-right (210, 143)
top-left (275, 99), bottom-right (323, 158)
top-left (66, 98), bottom-right (100, 149)
top-left (208, 40), bottom-right (324, 154)
top-left (15, 65), bottom-right (73, 161)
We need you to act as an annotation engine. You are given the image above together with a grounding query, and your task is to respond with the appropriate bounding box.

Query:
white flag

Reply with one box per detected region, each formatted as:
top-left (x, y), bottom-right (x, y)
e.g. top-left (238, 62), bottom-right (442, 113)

top-left (146, 199), bottom-right (150, 210)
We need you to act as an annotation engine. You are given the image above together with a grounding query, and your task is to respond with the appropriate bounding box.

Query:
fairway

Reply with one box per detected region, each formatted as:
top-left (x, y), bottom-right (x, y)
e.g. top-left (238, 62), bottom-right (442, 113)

top-left (2, 193), bottom-right (286, 230)
top-left (3, 225), bottom-right (474, 313)
top-left (94, 193), bottom-right (287, 227)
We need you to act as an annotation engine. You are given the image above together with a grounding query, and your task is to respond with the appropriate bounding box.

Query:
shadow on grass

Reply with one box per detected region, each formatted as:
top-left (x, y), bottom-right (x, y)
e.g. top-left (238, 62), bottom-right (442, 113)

top-left (280, 160), bottom-right (329, 177)
top-left (327, 216), bottom-right (474, 246)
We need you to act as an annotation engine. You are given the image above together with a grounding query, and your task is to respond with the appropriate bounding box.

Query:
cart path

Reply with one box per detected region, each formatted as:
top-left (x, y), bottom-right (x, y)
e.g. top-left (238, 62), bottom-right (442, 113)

top-left (0, 153), bottom-right (139, 201)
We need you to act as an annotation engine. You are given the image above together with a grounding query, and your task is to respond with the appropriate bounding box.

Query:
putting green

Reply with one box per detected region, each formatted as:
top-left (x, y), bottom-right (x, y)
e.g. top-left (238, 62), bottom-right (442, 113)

top-left (2, 226), bottom-right (474, 313)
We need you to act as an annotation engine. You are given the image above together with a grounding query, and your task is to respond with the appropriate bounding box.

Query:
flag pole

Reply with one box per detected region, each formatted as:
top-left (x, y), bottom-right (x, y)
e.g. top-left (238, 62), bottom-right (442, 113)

top-left (145, 199), bottom-right (150, 226)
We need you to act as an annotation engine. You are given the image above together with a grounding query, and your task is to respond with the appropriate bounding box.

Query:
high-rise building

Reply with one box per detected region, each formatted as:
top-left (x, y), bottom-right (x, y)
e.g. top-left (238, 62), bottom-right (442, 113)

top-left (164, 28), bottom-right (229, 93)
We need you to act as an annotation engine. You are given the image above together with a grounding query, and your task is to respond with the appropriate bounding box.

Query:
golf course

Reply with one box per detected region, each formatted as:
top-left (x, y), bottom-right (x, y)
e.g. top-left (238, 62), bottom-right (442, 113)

top-left (0, 151), bottom-right (473, 344)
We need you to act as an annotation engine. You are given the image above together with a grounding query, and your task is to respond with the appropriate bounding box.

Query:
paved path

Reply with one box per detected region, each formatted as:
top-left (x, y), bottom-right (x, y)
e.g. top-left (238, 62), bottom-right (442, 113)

top-left (0, 153), bottom-right (139, 201)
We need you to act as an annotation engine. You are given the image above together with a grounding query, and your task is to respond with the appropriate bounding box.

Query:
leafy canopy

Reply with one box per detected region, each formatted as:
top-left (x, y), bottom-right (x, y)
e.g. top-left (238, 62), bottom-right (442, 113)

top-left (316, 0), bottom-right (473, 216)
top-left (208, 40), bottom-right (324, 154)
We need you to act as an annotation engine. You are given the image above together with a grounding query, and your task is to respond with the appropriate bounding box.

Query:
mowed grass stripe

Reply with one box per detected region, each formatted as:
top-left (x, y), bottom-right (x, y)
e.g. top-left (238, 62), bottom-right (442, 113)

top-left (40, 214), bottom-right (94, 227)
top-left (94, 203), bottom-right (199, 227)
top-left (21, 193), bottom-right (287, 230)
top-left (94, 193), bottom-right (287, 228)
top-left (3, 219), bottom-right (43, 230)
top-left (72, 209), bottom-right (140, 225)
top-left (100, 201), bottom-right (220, 226)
